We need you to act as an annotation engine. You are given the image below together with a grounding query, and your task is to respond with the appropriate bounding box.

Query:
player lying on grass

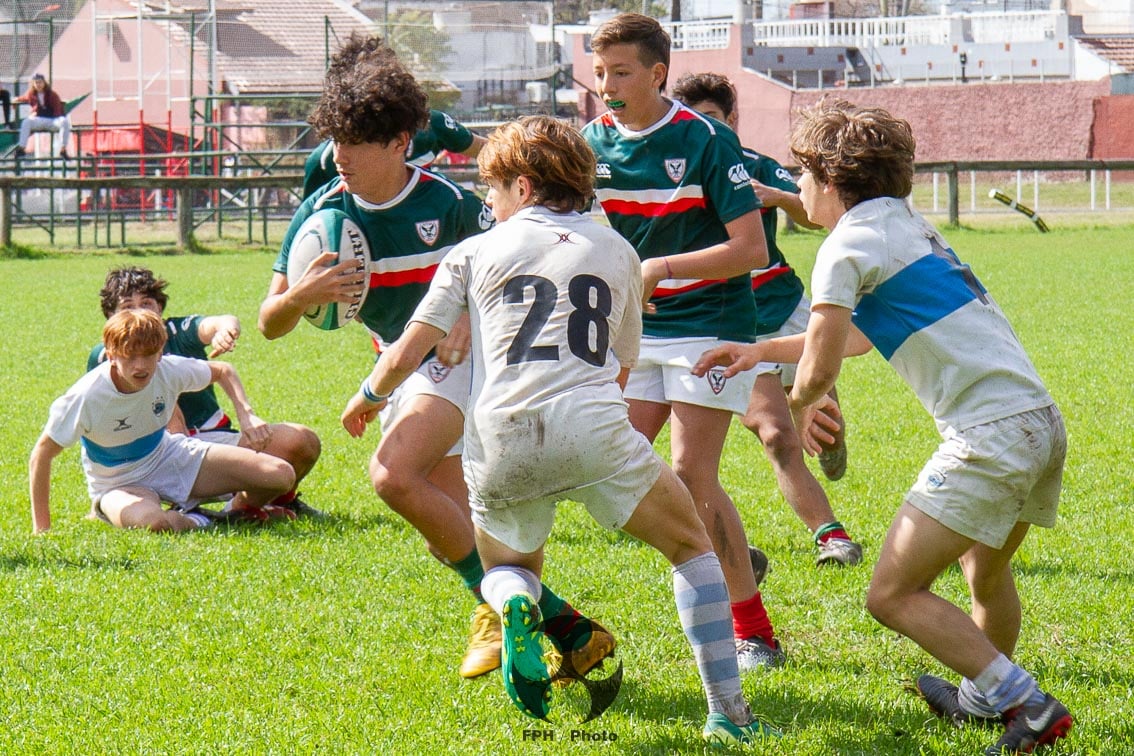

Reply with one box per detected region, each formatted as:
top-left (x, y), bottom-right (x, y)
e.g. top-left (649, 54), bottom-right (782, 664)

top-left (30, 310), bottom-right (296, 534)
top-left (258, 34), bottom-right (509, 680)
top-left (582, 13), bottom-right (785, 674)
top-left (90, 266), bottom-right (322, 520)
top-left (342, 116), bottom-right (779, 746)
top-left (694, 99), bottom-right (1072, 756)
top-left (672, 72), bottom-right (863, 569)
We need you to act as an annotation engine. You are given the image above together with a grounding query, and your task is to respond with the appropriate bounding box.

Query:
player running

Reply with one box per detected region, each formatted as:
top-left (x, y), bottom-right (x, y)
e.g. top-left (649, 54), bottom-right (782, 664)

top-left (342, 115), bottom-right (780, 745)
top-left (671, 72), bottom-right (862, 567)
top-left (258, 35), bottom-right (503, 680)
top-left (695, 100), bottom-right (1072, 755)
top-left (582, 13), bottom-right (785, 672)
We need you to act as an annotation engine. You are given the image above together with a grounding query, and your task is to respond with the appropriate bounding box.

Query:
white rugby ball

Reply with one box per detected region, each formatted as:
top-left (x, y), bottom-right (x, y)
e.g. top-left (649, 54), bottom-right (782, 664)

top-left (286, 208), bottom-right (370, 330)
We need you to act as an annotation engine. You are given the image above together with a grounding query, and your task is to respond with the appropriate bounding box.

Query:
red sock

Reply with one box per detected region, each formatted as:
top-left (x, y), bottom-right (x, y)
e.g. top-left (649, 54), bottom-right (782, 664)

top-left (817, 527), bottom-right (850, 544)
top-left (731, 592), bottom-right (776, 645)
top-left (269, 490), bottom-right (297, 507)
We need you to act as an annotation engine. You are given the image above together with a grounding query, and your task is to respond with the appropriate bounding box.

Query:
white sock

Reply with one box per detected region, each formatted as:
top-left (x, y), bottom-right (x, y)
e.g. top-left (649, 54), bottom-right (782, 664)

top-left (481, 566), bottom-right (542, 616)
top-left (183, 512), bottom-right (212, 529)
top-left (974, 653), bottom-right (1044, 711)
top-left (959, 677), bottom-right (1000, 717)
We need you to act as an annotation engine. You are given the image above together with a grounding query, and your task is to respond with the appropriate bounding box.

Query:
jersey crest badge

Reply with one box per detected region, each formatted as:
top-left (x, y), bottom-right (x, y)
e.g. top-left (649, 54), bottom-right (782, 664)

top-left (727, 163), bottom-right (752, 185)
top-left (478, 204), bottom-right (495, 230)
top-left (665, 158), bottom-right (686, 183)
top-left (152, 398), bottom-right (167, 416)
top-left (416, 220), bottom-right (440, 246)
top-left (705, 368), bottom-right (727, 395)
top-left (428, 362), bottom-right (451, 383)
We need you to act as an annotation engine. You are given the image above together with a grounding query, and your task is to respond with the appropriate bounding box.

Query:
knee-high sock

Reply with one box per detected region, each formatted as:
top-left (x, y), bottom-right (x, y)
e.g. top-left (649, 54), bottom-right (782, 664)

top-left (673, 552), bottom-right (752, 724)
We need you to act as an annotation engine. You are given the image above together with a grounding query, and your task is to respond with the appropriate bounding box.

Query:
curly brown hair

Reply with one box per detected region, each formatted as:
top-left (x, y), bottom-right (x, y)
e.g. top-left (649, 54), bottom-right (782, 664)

top-left (789, 99), bottom-right (916, 209)
top-left (477, 116), bottom-right (595, 213)
top-left (308, 34), bottom-right (428, 145)
top-left (99, 266), bottom-right (168, 318)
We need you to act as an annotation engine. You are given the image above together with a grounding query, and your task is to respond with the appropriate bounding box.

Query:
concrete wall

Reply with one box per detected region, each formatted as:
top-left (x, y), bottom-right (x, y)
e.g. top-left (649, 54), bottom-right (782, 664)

top-left (1091, 94), bottom-right (1134, 159)
top-left (572, 27), bottom-right (1128, 164)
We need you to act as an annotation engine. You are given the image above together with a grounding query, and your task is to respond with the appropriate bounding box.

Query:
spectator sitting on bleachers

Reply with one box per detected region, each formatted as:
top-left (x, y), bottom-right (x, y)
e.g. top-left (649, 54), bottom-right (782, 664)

top-left (13, 73), bottom-right (71, 159)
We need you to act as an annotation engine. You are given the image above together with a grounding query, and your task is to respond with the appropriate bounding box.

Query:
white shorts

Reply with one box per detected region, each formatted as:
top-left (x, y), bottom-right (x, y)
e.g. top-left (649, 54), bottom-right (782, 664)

top-left (378, 353), bottom-right (471, 457)
top-left (626, 337), bottom-right (758, 414)
top-left (470, 428), bottom-right (663, 554)
top-left (755, 295), bottom-right (811, 385)
top-left (87, 433), bottom-right (211, 513)
top-left (188, 428), bottom-right (242, 446)
top-left (906, 405), bottom-right (1066, 549)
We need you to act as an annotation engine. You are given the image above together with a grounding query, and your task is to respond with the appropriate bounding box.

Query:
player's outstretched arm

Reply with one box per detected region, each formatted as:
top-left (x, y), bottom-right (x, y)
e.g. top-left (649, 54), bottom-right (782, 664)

top-left (750, 181), bottom-right (822, 230)
top-left (208, 362), bottom-right (269, 451)
top-left (258, 254), bottom-right (365, 340)
top-left (692, 333), bottom-right (806, 378)
top-left (29, 434), bottom-right (64, 533)
top-left (462, 133), bottom-right (487, 157)
top-left (198, 315), bottom-right (241, 358)
top-left (342, 321), bottom-right (447, 438)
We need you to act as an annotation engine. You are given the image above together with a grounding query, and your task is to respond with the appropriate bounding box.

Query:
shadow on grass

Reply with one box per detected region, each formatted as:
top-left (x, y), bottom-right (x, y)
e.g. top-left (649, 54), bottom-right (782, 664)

top-left (0, 551), bottom-right (139, 572)
top-left (615, 679), bottom-right (925, 755)
top-left (1013, 557), bottom-right (1134, 584)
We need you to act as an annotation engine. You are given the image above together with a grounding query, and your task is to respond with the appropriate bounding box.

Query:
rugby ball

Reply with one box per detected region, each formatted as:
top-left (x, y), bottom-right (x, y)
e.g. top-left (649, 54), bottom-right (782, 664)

top-left (286, 208), bottom-right (370, 330)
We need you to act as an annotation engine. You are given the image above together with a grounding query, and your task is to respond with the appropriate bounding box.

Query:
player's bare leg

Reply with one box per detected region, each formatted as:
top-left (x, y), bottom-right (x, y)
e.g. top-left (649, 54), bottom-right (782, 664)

top-left (631, 398), bottom-right (783, 670)
top-left (742, 374), bottom-right (861, 566)
top-left (99, 486), bottom-right (208, 532)
top-left (370, 394), bottom-right (473, 560)
top-left (866, 502), bottom-right (1009, 678)
top-left (190, 443), bottom-right (296, 513)
top-left (370, 393), bottom-right (499, 677)
top-left (240, 422), bottom-right (322, 515)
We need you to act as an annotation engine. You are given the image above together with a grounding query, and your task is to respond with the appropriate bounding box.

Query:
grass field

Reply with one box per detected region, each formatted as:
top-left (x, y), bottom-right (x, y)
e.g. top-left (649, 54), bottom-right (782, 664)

top-left (1, 226), bottom-right (1131, 754)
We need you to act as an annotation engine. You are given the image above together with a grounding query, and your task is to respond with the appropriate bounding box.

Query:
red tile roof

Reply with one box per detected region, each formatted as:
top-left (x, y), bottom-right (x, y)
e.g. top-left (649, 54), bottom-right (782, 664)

top-left (167, 0), bottom-right (372, 93)
top-left (1077, 35), bottom-right (1134, 73)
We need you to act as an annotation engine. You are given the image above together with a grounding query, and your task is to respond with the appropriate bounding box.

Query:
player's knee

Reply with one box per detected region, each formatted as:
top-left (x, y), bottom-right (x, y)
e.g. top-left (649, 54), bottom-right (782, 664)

top-left (864, 577), bottom-right (908, 629)
top-left (369, 456), bottom-right (411, 504)
top-left (760, 421), bottom-right (803, 466)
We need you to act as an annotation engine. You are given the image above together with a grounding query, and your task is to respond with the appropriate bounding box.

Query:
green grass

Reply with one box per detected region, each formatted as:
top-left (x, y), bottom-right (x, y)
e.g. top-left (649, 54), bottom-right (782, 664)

top-left (1, 227), bottom-right (1131, 754)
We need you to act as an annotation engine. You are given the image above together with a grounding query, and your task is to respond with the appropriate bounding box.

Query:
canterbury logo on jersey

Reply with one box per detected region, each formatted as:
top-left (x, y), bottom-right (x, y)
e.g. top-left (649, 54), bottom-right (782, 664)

top-left (727, 164), bottom-right (751, 185)
top-left (664, 158), bottom-right (686, 183)
top-left (416, 220), bottom-right (440, 245)
top-left (595, 163), bottom-right (612, 178)
top-left (775, 167), bottom-right (794, 183)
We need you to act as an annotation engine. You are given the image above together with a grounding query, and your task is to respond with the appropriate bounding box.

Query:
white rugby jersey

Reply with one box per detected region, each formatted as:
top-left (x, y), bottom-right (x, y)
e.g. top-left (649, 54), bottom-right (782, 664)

top-left (411, 206), bottom-right (643, 504)
top-left (811, 197), bottom-right (1052, 434)
top-left (45, 355), bottom-right (212, 491)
